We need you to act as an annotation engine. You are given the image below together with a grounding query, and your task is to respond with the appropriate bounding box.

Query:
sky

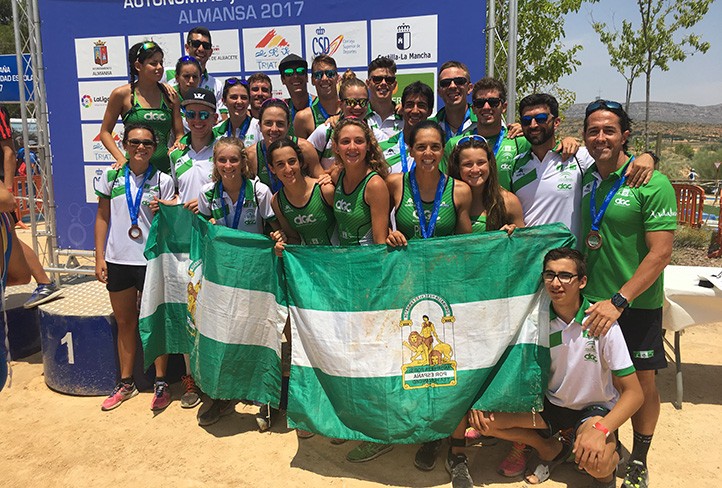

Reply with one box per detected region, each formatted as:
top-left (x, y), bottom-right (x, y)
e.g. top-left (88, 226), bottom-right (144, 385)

top-left (559, 0), bottom-right (722, 107)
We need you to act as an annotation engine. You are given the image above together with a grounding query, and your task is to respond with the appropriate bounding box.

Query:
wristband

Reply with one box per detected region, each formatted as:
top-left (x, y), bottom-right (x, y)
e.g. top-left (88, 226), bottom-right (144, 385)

top-left (593, 421), bottom-right (610, 438)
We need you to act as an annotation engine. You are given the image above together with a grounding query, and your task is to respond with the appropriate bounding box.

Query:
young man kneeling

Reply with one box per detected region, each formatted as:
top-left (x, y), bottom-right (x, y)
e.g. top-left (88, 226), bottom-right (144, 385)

top-left (468, 247), bottom-right (643, 486)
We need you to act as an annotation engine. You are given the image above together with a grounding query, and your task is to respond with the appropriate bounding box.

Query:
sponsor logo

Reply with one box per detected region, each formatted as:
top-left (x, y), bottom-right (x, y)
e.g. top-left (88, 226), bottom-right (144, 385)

top-left (93, 40), bottom-right (108, 66)
top-left (311, 26), bottom-right (343, 56)
top-left (335, 200), bottom-right (352, 212)
top-left (254, 29), bottom-right (291, 68)
top-left (255, 29), bottom-right (290, 49)
top-left (81, 95), bottom-right (93, 108)
top-left (399, 293), bottom-right (457, 390)
top-left (614, 197), bottom-right (630, 207)
top-left (193, 92), bottom-right (206, 100)
top-left (651, 208), bottom-right (676, 219)
top-left (396, 23), bottom-right (411, 50)
top-left (557, 183), bottom-right (572, 190)
top-left (500, 163), bottom-right (513, 171)
top-left (633, 350), bottom-right (655, 359)
top-left (618, 187), bottom-right (631, 197)
top-left (294, 214), bottom-right (317, 225)
top-left (143, 112), bottom-right (168, 121)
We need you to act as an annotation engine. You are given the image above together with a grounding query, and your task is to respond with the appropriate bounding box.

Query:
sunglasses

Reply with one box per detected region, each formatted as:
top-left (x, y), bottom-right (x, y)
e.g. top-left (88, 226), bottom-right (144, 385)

top-left (127, 138), bottom-right (156, 148)
top-left (225, 77), bottom-right (248, 87)
top-left (472, 97), bottom-right (503, 108)
top-left (184, 109), bottom-right (212, 120)
top-left (371, 75), bottom-right (396, 84)
top-left (541, 271), bottom-right (578, 284)
top-left (312, 69), bottom-right (337, 80)
top-left (342, 98), bottom-right (369, 108)
top-left (261, 97), bottom-right (289, 108)
top-left (188, 39), bottom-right (212, 50)
top-left (457, 134), bottom-right (488, 146)
top-left (140, 41), bottom-right (157, 51)
top-left (520, 113), bottom-right (552, 126)
top-left (439, 76), bottom-right (468, 88)
top-left (282, 66), bottom-right (307, 76)
top-left (585, 99), bottom-right (623, 116)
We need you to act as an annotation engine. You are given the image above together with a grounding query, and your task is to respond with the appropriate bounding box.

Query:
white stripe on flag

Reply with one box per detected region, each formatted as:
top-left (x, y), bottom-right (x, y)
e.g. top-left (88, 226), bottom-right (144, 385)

top-left (139, 252), bottom-right (190, 320)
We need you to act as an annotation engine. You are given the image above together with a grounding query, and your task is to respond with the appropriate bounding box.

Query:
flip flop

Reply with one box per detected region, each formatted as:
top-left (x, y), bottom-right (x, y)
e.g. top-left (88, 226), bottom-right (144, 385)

top-left (525, 441), bottom-right (572, 484)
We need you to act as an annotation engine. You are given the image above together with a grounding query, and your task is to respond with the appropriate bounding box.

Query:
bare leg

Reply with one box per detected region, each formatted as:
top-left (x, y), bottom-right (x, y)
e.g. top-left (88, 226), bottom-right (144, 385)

top-left (109, 288), bottom-right (140, 378)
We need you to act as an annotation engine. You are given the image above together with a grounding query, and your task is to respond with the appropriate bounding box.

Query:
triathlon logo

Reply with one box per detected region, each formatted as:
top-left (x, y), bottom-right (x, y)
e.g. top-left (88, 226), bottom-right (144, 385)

top-left (186, 259), bottom-right (203, 337)
top-left (399, 293), bottom-right (457, 390)
top-left (311, 26), bottom-right (343, 56)
top-left (396, 24), bottom-right (412, 50)
top-left (92, 130), bottom-right (122, 155)
top-left (255, 29), bottom-right (291, 61)
top-left (81, 95), bottom-right (93, 108)
top-left (93, 40), bottom-right (108, 66)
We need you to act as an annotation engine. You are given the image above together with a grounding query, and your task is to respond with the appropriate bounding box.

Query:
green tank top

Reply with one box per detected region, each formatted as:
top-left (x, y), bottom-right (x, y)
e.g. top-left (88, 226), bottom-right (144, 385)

top-left (278, 183), bottom-right (336, 245)
top-left (122, 86), bottom-right (173, 174)
top-left (256, 137), bottom-right (298, 191)
top-left (310, 98), bottom-right (333, 128)
top-left (471, 215), bottom-right (487, 233)
top-left (395, 173), bottom-right (457, 239)
top-left (334, 170), bottom-right (376, 246)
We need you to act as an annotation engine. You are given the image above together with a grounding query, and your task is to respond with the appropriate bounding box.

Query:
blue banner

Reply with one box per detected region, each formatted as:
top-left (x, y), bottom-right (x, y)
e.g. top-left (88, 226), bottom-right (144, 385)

top-left (0, 54), bottom-right (33, 103)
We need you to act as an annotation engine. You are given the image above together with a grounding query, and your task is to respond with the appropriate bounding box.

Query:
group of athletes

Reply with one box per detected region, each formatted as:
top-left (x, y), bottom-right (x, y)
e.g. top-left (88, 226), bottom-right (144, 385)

top-left (92, 25), bottom-right (677, 488)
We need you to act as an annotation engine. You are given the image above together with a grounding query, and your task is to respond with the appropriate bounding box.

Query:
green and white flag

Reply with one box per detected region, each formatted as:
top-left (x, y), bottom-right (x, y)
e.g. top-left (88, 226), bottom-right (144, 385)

top-left (189, 216), bottom-right (286, 406)
top-left (284, 224), bottom-right (574, 444)
top-left (139, 204), bottom-right (195, 370)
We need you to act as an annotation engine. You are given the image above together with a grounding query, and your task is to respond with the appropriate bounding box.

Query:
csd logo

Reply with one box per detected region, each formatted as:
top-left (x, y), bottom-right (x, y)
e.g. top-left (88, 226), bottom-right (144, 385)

top-left (335, 200), bottom-right (352, 212)
top-left (144, 112), bottom-right (168, 121)
top-left (614, 198), bottom-right (630, 207)
top-left (294, 214), bottom-right (316, 225)
top-left (557, 183), bottom-right (572, 190)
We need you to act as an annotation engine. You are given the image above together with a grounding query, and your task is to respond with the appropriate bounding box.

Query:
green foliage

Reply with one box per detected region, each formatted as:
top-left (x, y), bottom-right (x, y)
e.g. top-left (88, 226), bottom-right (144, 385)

top-left (674, 225), bottom-right (713, 249)
top-left (674, 143), bottom-right (695, 160)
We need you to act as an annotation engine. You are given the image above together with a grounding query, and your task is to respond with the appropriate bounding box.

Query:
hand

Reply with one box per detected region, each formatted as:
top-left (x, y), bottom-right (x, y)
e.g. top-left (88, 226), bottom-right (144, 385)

top-left (386, 230), bottom-right (408, 247)
top-left (506, 122), bottom-right (523, 139)
top-left (500, 223), bottom-right (517, 236)
top-left (573, 417), bottom-right (606, 473)
top-left (317, 173), bottom-right (333, 187)
top-left (559, 137), bottom-right (580, 161)
top-left (467, 410), bottom-right (494, 433)
top-left (168, 140), bottom-right (186, 152)
top-left (95, 258), bottom-right (108, 284)
top-left (149, 196), bottom-right (161, 214)
top-left (273, 239), bottom-right (286, 257)
top-left (111, 157), bottom-right (126, 170)
top-left (624, 155), bottom-right (654, 188)
top-left (326, 114), bottom-right (341, 129)
top-left (183, 198), bottom-right (199, 214)
top-left (209, 217), bottom-right (217, 225)
top-left (584, 299), bottom-right (622, 337)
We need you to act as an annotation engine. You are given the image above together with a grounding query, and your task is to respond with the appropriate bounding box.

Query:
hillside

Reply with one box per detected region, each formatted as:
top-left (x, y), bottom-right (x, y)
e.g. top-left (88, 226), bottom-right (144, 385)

top-left (565, 101), bottom-right (722, 125)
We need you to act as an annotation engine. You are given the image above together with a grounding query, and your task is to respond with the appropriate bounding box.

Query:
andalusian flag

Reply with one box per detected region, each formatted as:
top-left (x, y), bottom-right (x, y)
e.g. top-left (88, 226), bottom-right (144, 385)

top-left (284, 224), bottom-right (574, 444)
top-left (139, 204), bottom-right (195, 370)
top-left (188, 216), bottom-right (286, 406)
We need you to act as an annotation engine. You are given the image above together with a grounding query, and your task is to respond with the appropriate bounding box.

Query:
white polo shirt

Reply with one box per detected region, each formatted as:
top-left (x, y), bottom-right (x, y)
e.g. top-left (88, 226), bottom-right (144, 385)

top-left (169, 135), bottom-right (216, 203)
top-left (197, 177), bottom-right (275, 234)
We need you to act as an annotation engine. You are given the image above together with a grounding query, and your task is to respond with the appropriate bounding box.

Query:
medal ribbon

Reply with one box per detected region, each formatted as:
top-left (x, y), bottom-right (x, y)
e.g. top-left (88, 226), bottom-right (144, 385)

top-left (444, 107), bottom-right (471, 140)
top-left (125, 164), bottom-right (153, 228)
top-left (590, 159), bottom-right (632, 232)
top-left (227, 116), bottom-right (251, 139)
top-left (260, 142), bottom-right (283, 193)
top-left (219, 179), bottom-right (246, 229)
top-left (409, 167), bottom-right (446, 239)
top-left (398, 132), bottom-right (415, 173)
top-left (316, 98), bottom-right (331, 120)
top-left (492, 126), bottom-right (506, 157)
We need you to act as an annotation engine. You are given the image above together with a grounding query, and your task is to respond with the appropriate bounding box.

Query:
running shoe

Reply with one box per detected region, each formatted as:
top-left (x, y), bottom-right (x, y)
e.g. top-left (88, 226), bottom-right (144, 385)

top-left (23, 282), bottom-right (62, 309)
top-left (345, 442), bottom-right (393, 463)
top-left (445, 450), bottom-right (474, 488)
top-left (198, 399), bottom-right (235, 426)
top-left (180, 374), bottom-right (201, 408)
top-left (414, 439), bottom-right (444, 471)
top-left (150, 381), bottom-right (171, 411)
top-left (497, 442), bottom-right (532, 477)
top-left (256, 403), bottom-right (280, 432)
top-left (623, 460), bottom-right (649, 488)
top-left (101, 382), bottom-right (138, 411)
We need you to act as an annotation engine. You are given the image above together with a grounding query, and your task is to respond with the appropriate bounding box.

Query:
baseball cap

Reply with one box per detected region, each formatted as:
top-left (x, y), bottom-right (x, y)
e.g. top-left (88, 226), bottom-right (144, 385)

top-left (182, 87), bottom-right (217, 110)
top-left (278, 54), bottom-right (307, 74)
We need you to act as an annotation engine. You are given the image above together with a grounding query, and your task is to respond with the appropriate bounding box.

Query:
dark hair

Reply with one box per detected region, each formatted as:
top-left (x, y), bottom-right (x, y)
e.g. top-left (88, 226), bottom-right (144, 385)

top-left (332, 118), bottom-right (388, 178)
top-left (368, 56), bottom-right (396, 75)
top-left (472, 77), bottom-right (507, 101)
top-left (401, 81), bottom-right (434, 114)
top-left (128, 41), bottom-right (164, 85)
top-left (408, 120), bottom-right (446, 148)
top-left (248, 72), bottom-right (272, 90)
top-left (438, 60), bottom-right (470, 80)
top-left (186, 26), bottom-right (212, 45)
top-left (222, 77), bottom-right (250, 101)
top-left (174, 56), bottom-right (202, 79)
top-left (543, 247), bottom-right (587, 279)
top-left (583, 100), bottom-right (632, 152)
top-left (259, 98), bottom-right (290, 125)
top-left (268, 137), bottom-right (307, 176)
top-left (312, 54), bottom-right (337, 71)
top-left (519, 93), bottom-right (559, 118)
top-left (448, 137), bottom-right (509, 231)
top-left (123, 123), bottom-right (157, 145)
top-left (339, 70), bottom-right (368, 100)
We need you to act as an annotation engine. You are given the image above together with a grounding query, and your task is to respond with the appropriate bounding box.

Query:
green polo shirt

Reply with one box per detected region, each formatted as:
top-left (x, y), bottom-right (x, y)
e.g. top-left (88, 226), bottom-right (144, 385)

top-left (581, 158), bottom-right (677, 309)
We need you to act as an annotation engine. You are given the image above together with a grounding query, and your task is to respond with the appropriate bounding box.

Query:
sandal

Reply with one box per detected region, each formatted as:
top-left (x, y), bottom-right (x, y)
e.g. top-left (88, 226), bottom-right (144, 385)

top-left (525, 441), bottom-right (572, 484)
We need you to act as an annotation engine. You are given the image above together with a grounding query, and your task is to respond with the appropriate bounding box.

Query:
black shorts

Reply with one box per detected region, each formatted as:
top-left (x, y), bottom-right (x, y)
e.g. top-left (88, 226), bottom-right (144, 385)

top-left (106, 262), bottom-right (146, 292)
top-left (617, 307), bottom-right (667, 371)
top-left (539, 396), bottom-right (610, 436)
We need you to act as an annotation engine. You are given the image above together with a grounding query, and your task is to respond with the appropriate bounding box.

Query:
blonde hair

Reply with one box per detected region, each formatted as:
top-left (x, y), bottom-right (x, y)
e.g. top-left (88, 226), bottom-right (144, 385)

top-left (332, 118), bottom-right (388, 178)
top-left (339, 69), bottom-right (368, 99)
top-left (211, 137), bottom-right (253, 182)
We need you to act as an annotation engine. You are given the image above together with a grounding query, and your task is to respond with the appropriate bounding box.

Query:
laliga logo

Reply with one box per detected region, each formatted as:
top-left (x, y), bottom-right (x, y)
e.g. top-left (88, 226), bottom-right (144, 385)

top-left (335, 200), bottom-right (352, 212)
top-left (294, 214), bottom-right (317, 225)
top-left (81, 95), bottom-right (93, 108)
top-left (144, 112), bottom-right (168, 121)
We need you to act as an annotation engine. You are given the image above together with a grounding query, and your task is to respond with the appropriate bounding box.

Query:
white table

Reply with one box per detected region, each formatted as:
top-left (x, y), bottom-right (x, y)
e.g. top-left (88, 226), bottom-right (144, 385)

top-left (663, 265), bottom-right (722, 408)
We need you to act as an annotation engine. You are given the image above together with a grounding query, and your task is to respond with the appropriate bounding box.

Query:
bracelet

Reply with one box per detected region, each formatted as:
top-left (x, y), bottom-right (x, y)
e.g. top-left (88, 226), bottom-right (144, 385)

top-left (593, 421), bottom-right (610, 438)
top-left (644, 150), bottom-right (659, 165)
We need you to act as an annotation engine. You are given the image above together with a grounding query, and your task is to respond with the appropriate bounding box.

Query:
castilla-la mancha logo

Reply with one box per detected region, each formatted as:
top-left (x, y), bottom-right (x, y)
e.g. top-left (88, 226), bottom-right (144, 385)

top-left (399, 293), bottom-right (457, 390)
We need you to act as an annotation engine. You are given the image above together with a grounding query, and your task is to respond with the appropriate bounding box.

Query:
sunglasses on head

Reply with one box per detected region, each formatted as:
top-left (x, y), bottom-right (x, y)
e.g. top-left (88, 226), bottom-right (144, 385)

top-left (371, 75), bottom-right (396, 84)
top-left (520, 113), bottom-right (552, 126)
top-left (188, 39), bottom-right (212, 50)
top-left (343, 98), bottom-right (369, 108)
top-left (472, 97), bottom-right (503, 108)
top-left (439, 76), bottom-right (468, 88)
top-left (127, 138), bottom-right (156, 148)
top-left (140, 41), bottom-right (157, 51)
top-left (261, 97), bottom-right (289, 108)
top-left (184, 109), bottom-right (212, 120)
top-left (312, 69), bottom-right (337, 80)
top-left (585, 99), bottom-right (623, 116)
top-left (282, 66), bottom-right (307, 76)
top-left (457, 134), bottom-right (488, 146)
top-left (225, 77), bottom-right (248, 87)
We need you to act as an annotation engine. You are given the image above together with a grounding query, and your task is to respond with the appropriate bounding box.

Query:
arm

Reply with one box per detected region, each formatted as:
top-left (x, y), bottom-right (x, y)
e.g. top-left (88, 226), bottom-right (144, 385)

top-left (0, 185), bottom-right (14, 212)
top-left (1, 139), bottom-right (15, 190)
top-left (6, 227), bottom-right (31, 286)
top-left (319, 178), bottom-right (336, 206)
top-left (99, 85), bottom-right (130, 165)
top-left (585, 230), bottom-right (673, 336)
top-left (453, 179), bottom-right (472, 235)
top-left (365, 174), bottom-right (390, 244)
top-left (298, 138), bottom-right (323, 177)
top-left (270, 194), bottom-right (300, 256)
top-left (94, 197), bottom-right (111, 283)
top-left (293, 108), bottom-right (314, 139)
top-left (385, 174), bottom-right (406, 247)
top-left (557, 137), bottom-right (580, 161)
top-left (624, 152), bottom-right (655, 188)
top-left (246, 145), bottom-right (258, 178)
top-left (167, 88), bottom-right (185, 147)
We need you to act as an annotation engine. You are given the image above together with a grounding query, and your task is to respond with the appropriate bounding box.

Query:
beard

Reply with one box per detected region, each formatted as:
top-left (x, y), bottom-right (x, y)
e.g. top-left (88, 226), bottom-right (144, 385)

top-left (524, 126), bottom-right (554, 146)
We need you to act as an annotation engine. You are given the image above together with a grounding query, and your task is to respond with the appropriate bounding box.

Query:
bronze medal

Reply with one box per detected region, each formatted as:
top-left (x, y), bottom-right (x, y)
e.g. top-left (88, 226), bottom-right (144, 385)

top-left (128, 224), bottom-right (143, 240)
top-left (585, 230), bottom-right (602, 250)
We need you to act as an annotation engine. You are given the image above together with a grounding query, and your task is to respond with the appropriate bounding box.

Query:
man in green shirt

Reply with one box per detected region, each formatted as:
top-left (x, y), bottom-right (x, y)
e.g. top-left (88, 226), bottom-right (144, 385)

top-left (429, 61), bottom-right (476, 140)
top-left (580, 100), bottom-right (676, 488)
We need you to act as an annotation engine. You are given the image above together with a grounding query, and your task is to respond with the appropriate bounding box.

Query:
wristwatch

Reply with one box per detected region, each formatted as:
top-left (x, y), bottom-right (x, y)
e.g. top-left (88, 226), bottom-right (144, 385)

top-left (611, 292), bottom-right (629, 310)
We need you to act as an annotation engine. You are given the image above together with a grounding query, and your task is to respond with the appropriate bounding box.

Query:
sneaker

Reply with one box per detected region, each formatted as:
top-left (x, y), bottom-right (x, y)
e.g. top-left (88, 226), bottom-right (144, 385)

top-left (623, 460), bottom-right (649, 488)
top-left (101, 382), bottom-right (138, 411)
top-left (180, 374), bottom-right (201, 408)
top-left (497, 442), bottom-right (532, 477)
top-left (256, 403), bottom-right (280, 432)
top-left (150, 381), bottom-right (171, 411)
top-left (465, 427), bottom-right (498, 447)
top-left (414, 439), bottom-right (444, 471)
top-left (445, 451), bottom-right (474, 488)
top-left (198, 399), bottom-right (235, 426)
top-left (296, 429), bottom-right (315, 439)
top-left (23, 282), bottom-right (62, 309)
top-left (346, 442), bottom-right (393, 463)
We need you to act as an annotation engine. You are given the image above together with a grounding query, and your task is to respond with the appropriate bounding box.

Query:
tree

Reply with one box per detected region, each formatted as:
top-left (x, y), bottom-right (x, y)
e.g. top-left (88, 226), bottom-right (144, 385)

top-left (491, 0), bottom-right (594, 115)
top-left (593, 0), bottom-right (712, 148)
